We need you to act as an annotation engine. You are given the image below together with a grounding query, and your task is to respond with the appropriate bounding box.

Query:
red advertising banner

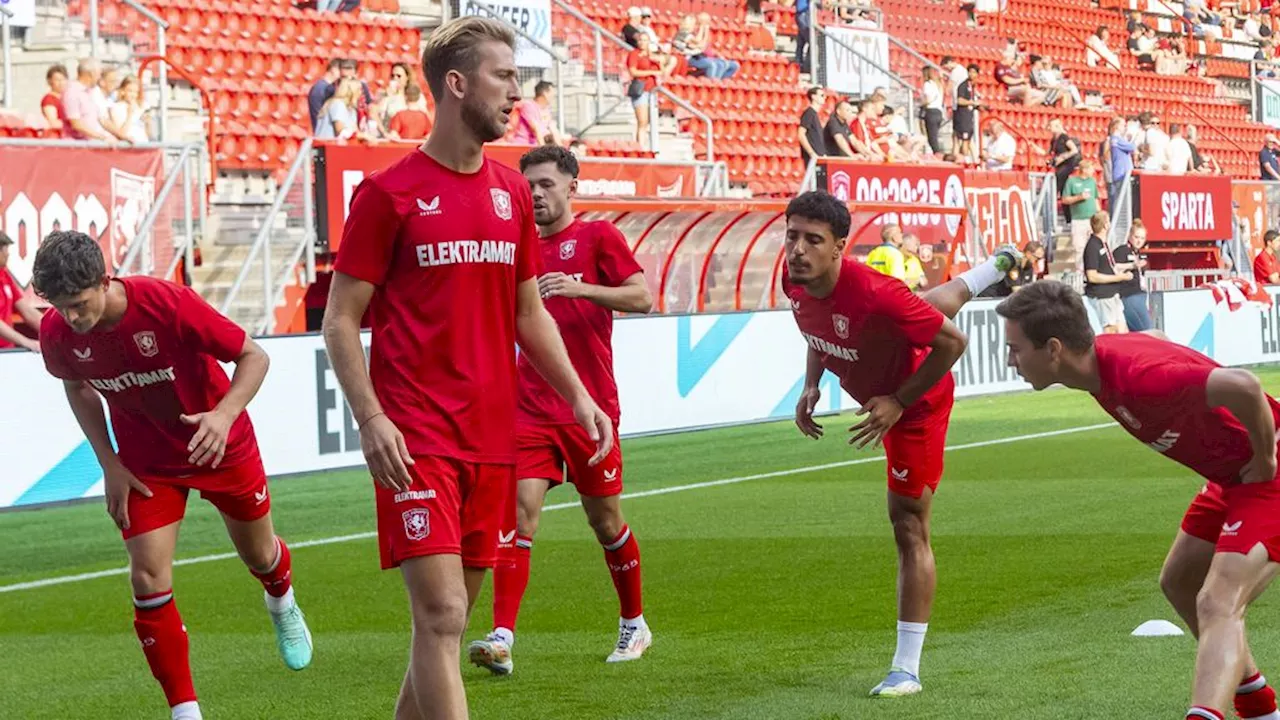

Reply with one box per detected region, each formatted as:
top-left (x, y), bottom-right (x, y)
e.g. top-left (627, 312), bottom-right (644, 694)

top-left (316, 142), bottom-right (699, 251)
top-left (0, 146), bottom-right (166, 290)
top-left (1233, 181), bottom-right (1270, 261)
top-left (964, 169), bottom-right (1036, 256)
top-left (820, 159), bottom-right (967, 249)
top-left (1135, 172), bottom-right (1233, 242)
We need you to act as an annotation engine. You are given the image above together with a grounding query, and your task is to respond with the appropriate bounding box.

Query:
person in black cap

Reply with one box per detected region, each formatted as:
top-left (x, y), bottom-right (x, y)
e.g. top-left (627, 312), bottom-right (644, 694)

top-left (0, 232), bottom-right (43, 352)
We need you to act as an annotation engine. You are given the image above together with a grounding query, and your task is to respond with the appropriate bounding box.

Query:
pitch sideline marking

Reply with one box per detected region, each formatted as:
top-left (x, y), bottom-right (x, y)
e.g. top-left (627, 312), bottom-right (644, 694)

top-left (0, 422), bottom-right (1116, 594)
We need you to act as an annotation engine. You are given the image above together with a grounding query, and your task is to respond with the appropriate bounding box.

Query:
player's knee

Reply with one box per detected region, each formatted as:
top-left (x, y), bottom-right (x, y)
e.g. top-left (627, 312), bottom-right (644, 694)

top-left (585, 502), bottom-right (624, 543)
top-left (240, 538), bottom-right (278, 572)
top-left (515, 503), bottom-right (541, 537)
top-left (1195, 585), bottom-right (1243, 626)
top-left (410, 589), bottom-right (469, 640)
top-left (130, 565), bottom-right (171, 596)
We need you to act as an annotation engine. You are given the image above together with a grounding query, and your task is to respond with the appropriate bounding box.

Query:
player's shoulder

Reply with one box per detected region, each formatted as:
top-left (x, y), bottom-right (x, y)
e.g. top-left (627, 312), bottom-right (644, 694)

top-left (39, 304), bottom-right (71, 344)
top-left (487, 158), bottom-right (533, 197)
top-left (581, 219), bottom-right (627, 244)
top-left (360, 149), bottom-right (431, 204)
top-left (123, 276), bottom-right (190, 306)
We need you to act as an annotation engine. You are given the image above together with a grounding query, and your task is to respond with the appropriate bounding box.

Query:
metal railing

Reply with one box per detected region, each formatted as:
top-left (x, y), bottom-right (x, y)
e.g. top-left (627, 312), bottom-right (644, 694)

top-left (1050, 19), bottom-right (1125, 109)
top-left (814, 22), bottom-right (916, 122)
top-left (120, 0), bottom-right (170, 142)
top-left (116, 144), bottom-right (198, 277)
top-left (1105, 172), bottom-right (1134, 251)
top-left (1145, 269), bottom-right (1230, 291)
top-left (470, 1), bottom-right (566, 134)
top-left (1164, 100), bottom-right (1248, 157)
top-left (1028, 171), bottom-right (1057, 246)
top-left (1255, 70), bottom-right (1280, 127)
top-left (219, 137), bottom-right (316, 334)
top-left (1, 4), bottom-right (12, 110)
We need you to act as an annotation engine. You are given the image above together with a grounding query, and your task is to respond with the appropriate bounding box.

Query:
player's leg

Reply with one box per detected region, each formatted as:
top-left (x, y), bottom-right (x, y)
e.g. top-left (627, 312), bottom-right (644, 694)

top-left (399, 554), bottom-right (471, 720)
top-left (920, 245), bottom-right (1023, 320)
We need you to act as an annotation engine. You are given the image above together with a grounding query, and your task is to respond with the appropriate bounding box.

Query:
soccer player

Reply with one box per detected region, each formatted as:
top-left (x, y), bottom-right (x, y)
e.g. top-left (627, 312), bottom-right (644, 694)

top-left (321, 18), bottom-right (614, 720)
top-left (997, 281), bottom-right (1280, 720)
top-left (467, 145), bottom-right (654, 676)
top-left (32, 231), bottom-right (312, 720)
top-left (784, 191), bottom-right (1019, 697)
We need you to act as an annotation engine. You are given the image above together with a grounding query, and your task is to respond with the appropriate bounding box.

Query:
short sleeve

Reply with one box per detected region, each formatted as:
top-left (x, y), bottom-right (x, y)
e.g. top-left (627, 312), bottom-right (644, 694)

top-left (332, 179), bottom-right (402, 286)
top-left (871, 273), bottom-right (945, 347)
top-left (1083, 237), bottom-right (1102, 272)
top-left (40, 320), bottom-right (75, 381)
top-left (515, 183), bottom-right (541, 282)
top-left (594, 224), bottom-right (643, 286)
top-left (176, 287), bottom-right (247, 362)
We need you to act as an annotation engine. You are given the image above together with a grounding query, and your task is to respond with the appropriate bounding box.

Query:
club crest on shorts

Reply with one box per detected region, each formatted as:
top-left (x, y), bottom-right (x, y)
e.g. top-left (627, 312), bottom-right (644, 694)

top-left (560, 239), bottom-right (577, 260)
top-left (832, 314), bottom-right (850, 340)
top-left (490, 188), bottom-right (512, 221)
top-left (403, 508), bottom-right (430, 541)
top-left (133, 330), bottom-right (159, 357)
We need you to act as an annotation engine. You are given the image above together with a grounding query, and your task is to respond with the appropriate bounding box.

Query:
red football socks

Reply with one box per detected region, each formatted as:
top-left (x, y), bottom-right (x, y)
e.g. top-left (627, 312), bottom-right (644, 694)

top-left (250, 536), bottom-right (293, 598)
top-left (133, 591), bottom-right (197, 708)
top-left (1237, 673), bottom-right (1279, 719)
top-left (603, 525), bottom-right (643, 620)
top-left (493, 535), bottom-right (533, 632)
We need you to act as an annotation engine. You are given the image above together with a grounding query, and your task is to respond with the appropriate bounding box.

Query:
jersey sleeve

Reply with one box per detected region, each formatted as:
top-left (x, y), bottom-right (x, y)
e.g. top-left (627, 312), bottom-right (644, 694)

top-left (39, 320), bottom-right (76, 381)
top-left (1135, 360), bottom-right (1213, 407)
top-left (332, 179), bottom-right (401, 286)
top-left (870, 272), bottom-right (945, 347)
top-left (175, 287), bottom-right (248, 362)
top-left (595, 224), bottom-right (643, 286)
top-left (515, 183), bottom-right (541, 282)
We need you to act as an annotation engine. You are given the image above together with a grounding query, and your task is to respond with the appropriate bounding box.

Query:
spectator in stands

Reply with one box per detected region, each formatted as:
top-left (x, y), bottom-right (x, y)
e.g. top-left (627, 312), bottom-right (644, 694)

top-left (1262, 134), bottom-right (1280, 180)
top-left (1256, 230), bottom-right (1280, 283)
top-left (62, 59), bottom-right (113, 141)
top-left (637, 8), bottom-right (663, 48)
top-left (1165, 123), bottom-right (1193, 175)
top-left (847, 96), bottom-right (886, 161)
top-left (824, 99), bottom-right (857, 157)
top-left (995, 47), bottom-right (1045, 106)
top-left (1126, 11), bottom-right (1145, 35)
top-left (942, 56), bottom-right (967, 102)
top-left (1083, 212), bottom-right (1131, 333)
top-left (1048, 119), bottom-right (1080, 199)
top-left (798, 86), bottom-right (827, 171)
top-left (309, 59), bottom-right (343, 130)
top-left (883, 104), bottom-right (928, 160)
top-left (866, 224), bottom-right (907, 281)
top-left (672, 14), bottom-right (739, 79)
top-left (108, 76), bottom-right (150, 144)
top-left (1185, 125), bottom-right (1222, 174)
top-left (0, 232), bottom-right (41, 353)
top-left (918, 242), bottom-right (948, 288)
top-left (628, 34), bottom-right (666, 148)
top-left (1062, 158), bottom-right (1100, 272)
top-left (792, 0), bottom-right (813, 68)
top-left (315, 77), bottom-right (363, 140)
top-left (388, 84), bottom-right (432, 141)
top-left (1139, 112), bottom-right (1169, 171)
top-left (1105, 117), bottom-right (1136, 214)
top-left (511, 81), bottom-right (566, 146)
top-left (953, 63), bottom-right (981, 164)
top-left (1032, 55), bottom-right (1083, 109)
top-left (95, 65), bottom-right (120, 111)
top-left (1115, 220), bottom-right (1152, 331)
top-left (1087, 26), bottom-right (1121, 69)
top-left (1129, 24), bottom-right (1157, 71)
top-left (338, 59), bottom-right (375, 129)
top-left (983, 120), bottom-right (1016, 170)
top-left (902, 233), bottom-right (927, 290)
top-left (372, 63), bottom-right (413, 136)
top-left (1155, 36), bottom-right (1190, 76)
top-left (622, 6), bottom-right (644, 48)
top-left (41, 64), bottom-right (68, 132)
top-left (1013, 241), bottom-right (1046, 290)
top-left (920, 66), bottom-right (945, 154)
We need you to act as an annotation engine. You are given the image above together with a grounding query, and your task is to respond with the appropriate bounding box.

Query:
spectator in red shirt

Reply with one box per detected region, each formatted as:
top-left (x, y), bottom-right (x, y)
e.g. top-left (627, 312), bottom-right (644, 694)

top-left (626, 34), bottom-right (665, 148)
top-left (995, 47), bottom-right (1046, 106)
top-left (1254, 229), bottom-right (1280, 284)
top-left (387, 83), bottom-right (433, 141)
top-left (41, 64), bottom-right (68, 131)
top-left (0, 233), bottom-right (43, 352)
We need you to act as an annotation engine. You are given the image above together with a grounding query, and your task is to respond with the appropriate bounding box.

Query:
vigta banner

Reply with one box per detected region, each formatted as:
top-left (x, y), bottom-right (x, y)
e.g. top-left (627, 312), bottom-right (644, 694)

top-left (315, 142), bottom-right (699, 251)
top-left (0, 146), bottom-right (166, 290)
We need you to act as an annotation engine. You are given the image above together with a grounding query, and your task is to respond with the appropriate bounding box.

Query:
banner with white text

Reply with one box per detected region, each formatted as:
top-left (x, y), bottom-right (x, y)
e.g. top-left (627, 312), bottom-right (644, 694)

top-left (821, 26), bottom-right (890, 96)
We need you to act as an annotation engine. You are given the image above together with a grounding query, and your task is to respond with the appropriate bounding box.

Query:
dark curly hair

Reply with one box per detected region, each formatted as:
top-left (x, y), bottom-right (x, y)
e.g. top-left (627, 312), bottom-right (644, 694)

top-left (519, 144), bottom-right (580, 178)
top-left (31, 231), bottom-right (107, 300)
top-left (785, 191), bottom-right (851, 241)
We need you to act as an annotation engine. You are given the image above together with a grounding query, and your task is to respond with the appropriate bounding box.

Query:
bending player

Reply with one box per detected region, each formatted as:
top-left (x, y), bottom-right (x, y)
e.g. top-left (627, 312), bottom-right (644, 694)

top-left (996, 281), bottom-right (1280, 720)
top-left (32, 231), bottom-right (312, 720)
top-left (322, 18), bottom-right (613, 720)
top-left (468, 145), bottom-right (654, 675)
top-left (784, 191), bottom-right (1020, 697)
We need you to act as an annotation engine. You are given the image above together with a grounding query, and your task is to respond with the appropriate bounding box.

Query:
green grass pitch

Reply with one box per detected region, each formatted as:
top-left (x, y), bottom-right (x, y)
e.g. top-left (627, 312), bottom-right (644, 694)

top-left (5, 371), bottom-right (1280, 719)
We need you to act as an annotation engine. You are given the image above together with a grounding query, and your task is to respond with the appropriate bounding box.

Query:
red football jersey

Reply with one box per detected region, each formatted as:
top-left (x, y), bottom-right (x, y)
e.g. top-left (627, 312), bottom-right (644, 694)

top-left (516, 219), bottom-right (643, 425)
top-left (0, 269), bottom-right (22, 349)
top-left (40, 277), bottom-right (257, 475)
top-left (784, 256), bottom-right (953, 423)
top-left (1093, 333), bottom-right (1280, 485)
top-left (333, 150), bottom-right (540, 464)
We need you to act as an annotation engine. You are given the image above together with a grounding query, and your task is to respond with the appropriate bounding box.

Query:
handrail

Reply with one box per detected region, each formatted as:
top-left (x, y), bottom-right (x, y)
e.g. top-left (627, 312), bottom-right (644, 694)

top-left (978, 114), bottom-right (1040, 171)
top-left (886, 34), bottom-right (943, 76)
top-left (1, 3), bottom-right (12, 110)
top-left (549, 0), bottom-right (714, 161)
top-left (120, 0), bottom-right (170, 142)
top-left (1049, 19), bottom-right (1125, 108)
top-left (798, 154), bottom-right (818, 194)
top-left (1163, 99), bottom-right (1249, 156)
top-left (136, 55), bottom-right (218, 187)
top-left (1147, 0), bottom-right (1196, 47)
top-left (116, 144), bottom-right (196, 276)
top-left (471, 2), bottom-right (567, 133)
top-left (815, 24), bottom-right (917, 121)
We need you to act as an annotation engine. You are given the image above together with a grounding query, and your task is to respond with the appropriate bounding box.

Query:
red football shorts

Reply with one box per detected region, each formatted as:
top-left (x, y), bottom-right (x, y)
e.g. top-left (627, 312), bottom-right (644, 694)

top-left (515, 423), bottom-right (623, 497)
top-left (1180, 480), bottom-right (1280, 560)
top-left (375, 455), bottom-right (514, 570)
top-left (881, 399), bottom-right (954, 500)
top-left (123, 454), bottom-right (271, 540)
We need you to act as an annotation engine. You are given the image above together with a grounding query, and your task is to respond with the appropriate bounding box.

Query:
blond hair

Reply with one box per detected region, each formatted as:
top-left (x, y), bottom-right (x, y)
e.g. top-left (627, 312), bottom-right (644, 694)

top-left (1090, 211), bottom-right (1109, 234)
top-left (421, 17), bottom-right (516, 102)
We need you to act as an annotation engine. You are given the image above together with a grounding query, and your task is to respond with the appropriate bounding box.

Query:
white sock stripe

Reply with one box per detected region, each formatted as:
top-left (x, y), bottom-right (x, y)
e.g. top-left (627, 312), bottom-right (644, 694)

top-left (604, 527), bottom-right (631, 552)
top-left (1188, 709), bottom-right (1221, 720)
top-left (1241, 675), bottom-right (1269, 694)
top-left (515, 539), bottom-right (533, 550)
top-left (897, 621), bottom-right (929, 634)
top-left (133, 591), bottom-right (173, 609)
top-left (262, 537), bottom-right (283, 574)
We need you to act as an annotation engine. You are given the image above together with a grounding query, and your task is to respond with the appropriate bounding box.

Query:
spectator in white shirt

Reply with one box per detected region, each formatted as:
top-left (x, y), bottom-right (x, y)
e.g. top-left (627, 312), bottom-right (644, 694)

top-left (942, 55), bottom-right (968, 103)
top-left (1165, 123), bottom-right (1193, 175)
top-left (1140, 112), bottom-right (1169, 171)
top-left (920, 66), bottom-right (944, 153)
top-left (1087, 26), bottom-right (1121, 69)
top-left (984, 120), bottom-right (1017, 170)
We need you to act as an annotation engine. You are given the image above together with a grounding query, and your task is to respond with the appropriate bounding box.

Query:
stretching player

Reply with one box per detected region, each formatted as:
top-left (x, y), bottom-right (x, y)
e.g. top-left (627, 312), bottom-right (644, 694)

top-left (784, 191), bottom-right (1019, 697)
top-left (468, 145), bottom-right (654, 675)
top-left (996, 281), bottom-right (1280, 720)
top-left (33, 231), bottom-right (312, 720)
top-left (322, 18), bottom-right (613, 720)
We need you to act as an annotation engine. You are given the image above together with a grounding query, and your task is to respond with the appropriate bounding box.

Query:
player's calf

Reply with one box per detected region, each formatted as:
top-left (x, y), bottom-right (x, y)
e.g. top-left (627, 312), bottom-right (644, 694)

top-left (584, 495), bottom-right (650, 661)
top-left (133, 590), bottom-right (200, 719)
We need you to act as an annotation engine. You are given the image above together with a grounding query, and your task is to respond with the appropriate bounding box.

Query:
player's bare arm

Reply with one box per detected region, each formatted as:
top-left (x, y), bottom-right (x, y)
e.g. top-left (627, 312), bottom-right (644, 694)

top-left (0, 317), bottom-right (38, 352)
top-left (796, 346), bottom-right (826, 440)
top-left (181, 337), bottom-right (269, 469)
top-left (515, 277), bottom-right (615, 464)
top-left (1205, 368), bottom-right (1278, 484)
top-left (539, 272), bottom-right (653, 314)
top-left (322, 271), bottom-right (415, 491)
top-left (850, 318), bottom-right (967, 449)
top-left (62, 379), bottom-right (152, 530)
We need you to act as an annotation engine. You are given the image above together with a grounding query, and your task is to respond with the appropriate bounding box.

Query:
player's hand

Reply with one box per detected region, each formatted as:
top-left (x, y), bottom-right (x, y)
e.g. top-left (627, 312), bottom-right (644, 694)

top-left (849, 394), bottom-right (904, 449)
top-left (103, 461), bottom-right (152, 531)
top-left (539, 272), bottom-right (587, 300)
top-left (19, 337), bottom-right (39, 353)
top-left (573, 398), bottom-right (615, 466)
top-left (180, 409), bottom-right (236, 468)
top-left (795, 386), bottom-right (824, 439)
top-left (1240, 452), bottom-right (1278, 484)
top-left (360, 413), bottom-right (416, 492)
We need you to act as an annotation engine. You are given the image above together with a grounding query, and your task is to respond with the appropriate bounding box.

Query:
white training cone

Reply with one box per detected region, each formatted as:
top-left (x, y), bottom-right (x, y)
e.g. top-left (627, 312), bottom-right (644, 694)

top-left (1132, 620), bottom-right (1185, 637)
